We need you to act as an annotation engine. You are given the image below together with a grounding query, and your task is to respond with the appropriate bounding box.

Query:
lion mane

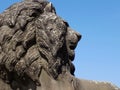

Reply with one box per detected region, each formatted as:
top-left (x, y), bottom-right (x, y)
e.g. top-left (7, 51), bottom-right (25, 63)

top-left (1, 1), bottom-right (119, 90)
top-left (0, 0), bottom-right (76, 86)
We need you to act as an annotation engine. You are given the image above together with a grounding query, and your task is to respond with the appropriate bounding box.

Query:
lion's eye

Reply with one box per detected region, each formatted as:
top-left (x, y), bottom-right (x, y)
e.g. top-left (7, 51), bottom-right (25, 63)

top-left (57, 23), bottom-right (67, 31)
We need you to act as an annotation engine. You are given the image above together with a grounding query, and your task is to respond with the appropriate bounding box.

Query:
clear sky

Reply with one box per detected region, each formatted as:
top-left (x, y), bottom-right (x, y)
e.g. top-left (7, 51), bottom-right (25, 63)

top-left (0, 0), bottom-right (120, 87)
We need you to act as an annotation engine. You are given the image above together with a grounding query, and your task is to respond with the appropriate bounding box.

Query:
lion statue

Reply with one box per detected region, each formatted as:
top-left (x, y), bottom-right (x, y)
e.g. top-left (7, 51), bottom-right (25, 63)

top-left (0, 0), bottom-right (119, 90)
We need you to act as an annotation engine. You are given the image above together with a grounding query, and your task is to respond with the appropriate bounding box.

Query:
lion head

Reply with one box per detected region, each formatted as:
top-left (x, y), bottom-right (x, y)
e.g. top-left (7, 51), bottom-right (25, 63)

top-left (0, 0), bottom-right (81, 86)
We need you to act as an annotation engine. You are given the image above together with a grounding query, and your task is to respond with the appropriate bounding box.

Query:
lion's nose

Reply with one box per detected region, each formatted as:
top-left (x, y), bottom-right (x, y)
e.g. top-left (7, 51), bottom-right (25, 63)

top-left (67, 27), bottom-right (81, 46)
top-left (75, 31), bottom-right (81, 41)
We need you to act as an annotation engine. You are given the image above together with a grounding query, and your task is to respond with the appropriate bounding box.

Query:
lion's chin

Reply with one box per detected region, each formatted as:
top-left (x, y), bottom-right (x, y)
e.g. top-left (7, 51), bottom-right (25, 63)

top-left (68, 50), bottom-right (75, 61)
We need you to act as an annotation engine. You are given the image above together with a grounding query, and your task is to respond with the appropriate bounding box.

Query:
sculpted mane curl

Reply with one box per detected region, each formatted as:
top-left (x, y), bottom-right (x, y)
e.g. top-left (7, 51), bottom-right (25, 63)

top-left (0, 0), bottom-right (79, 86)
top-left (0, 1), bottom-right (119, 90)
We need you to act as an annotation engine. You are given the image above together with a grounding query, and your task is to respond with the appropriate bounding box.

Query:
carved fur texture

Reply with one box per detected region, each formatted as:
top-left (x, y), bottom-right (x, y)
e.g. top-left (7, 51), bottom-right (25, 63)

top-left (1, 0), bottom-right (119, 90)
top-left (0, 0), bottom-right (81, 88)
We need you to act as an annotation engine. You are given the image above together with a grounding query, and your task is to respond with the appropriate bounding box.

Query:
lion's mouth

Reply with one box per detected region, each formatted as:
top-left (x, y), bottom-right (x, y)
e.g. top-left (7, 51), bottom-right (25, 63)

top-left (68, 43), bottom-right (77, 61)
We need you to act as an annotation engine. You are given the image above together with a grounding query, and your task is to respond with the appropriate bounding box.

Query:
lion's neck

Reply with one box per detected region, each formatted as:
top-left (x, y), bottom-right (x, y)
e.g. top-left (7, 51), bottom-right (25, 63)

top-left (37, 69), bottom-right (75, 90)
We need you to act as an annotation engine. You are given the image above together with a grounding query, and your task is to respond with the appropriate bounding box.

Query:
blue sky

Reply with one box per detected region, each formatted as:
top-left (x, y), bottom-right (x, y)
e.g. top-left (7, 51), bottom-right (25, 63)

top-left (0, 0), bottom-right (120, 87)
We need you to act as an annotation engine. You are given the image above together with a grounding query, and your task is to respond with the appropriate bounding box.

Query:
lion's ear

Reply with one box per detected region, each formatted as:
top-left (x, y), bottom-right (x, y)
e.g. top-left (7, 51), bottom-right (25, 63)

top-left (44, 2), bottom-right (56, 13)
top-left (44, 2), bottom-right (52, 12)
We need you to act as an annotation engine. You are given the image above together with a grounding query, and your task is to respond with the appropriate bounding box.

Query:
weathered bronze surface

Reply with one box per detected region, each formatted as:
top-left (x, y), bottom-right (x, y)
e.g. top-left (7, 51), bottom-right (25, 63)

top-left (0, 0), bottom-right (119, 90)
